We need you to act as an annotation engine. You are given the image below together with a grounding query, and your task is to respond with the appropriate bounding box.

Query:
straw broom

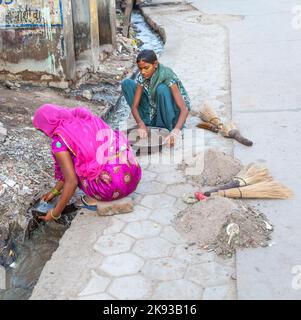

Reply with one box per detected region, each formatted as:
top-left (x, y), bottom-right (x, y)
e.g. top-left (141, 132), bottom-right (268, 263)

top-left (204, 164), bottom-right (272, 196)
top-left (211, 181), bottom-right (293, 199)
top-left (196, 122), bottom-right (219, 133)
top-left (221, 122), bottom-right (253, 146)
top-left (200, 103), bottom-right (223, 129)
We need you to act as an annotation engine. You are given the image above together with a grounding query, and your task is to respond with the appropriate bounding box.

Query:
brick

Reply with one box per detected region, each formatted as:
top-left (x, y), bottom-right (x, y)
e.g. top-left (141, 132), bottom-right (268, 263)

top-left (97, 196), bottom-right (133, 216)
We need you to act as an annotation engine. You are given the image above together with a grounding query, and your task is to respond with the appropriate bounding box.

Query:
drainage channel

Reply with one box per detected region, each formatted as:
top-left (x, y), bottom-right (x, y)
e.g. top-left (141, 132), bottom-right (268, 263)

top-left (0, 10), bottom-right (164, 300)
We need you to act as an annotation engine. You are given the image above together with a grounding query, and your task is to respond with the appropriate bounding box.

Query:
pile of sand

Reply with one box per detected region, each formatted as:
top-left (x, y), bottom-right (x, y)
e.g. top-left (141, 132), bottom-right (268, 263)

top-left (174, 197), bottom-right (273, 257)
top-left (184, 149), bottom-right (242, 186)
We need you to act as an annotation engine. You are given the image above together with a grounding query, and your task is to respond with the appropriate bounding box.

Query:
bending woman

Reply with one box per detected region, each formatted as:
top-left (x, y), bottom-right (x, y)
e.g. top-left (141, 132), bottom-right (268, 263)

top-left (33, 104), bottom-right (141, 222)
top-left (122, 49), bottom-right (191, 146)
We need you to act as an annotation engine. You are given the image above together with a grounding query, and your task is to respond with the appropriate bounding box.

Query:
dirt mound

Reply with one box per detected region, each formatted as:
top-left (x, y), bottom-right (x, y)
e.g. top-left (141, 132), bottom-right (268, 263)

top-left (184, 149), bottom-right (242, 186)
top-left (174, 197), bottom-right (273, 257)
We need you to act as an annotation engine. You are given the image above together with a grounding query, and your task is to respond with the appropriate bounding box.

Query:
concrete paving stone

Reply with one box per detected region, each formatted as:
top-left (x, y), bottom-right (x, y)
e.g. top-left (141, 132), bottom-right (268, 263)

top-left (93, 233), bottom-right (134, 255)
top-left (141, 194), bottom-right (176, 209)
top-left (149, 207), bottom-right (178, 226)
top-left (148, 164), bottom-right (177, 174)
top-left (160, 226), bottom-right (186, 244)
top-left (135, 180), bottom-right (166, 195)
top-left (172, 244), bottom-right (216, 265)
top-left (131, 192), bottom-right (144, 205)
top-left (203, 285), bottom-right (230, 300)
top-left (78, 293), bottom-right (115, 300)
top-left (78, 270), bottom-right (111, 297)
top-left (165, 183), bottom-right (196, 198)
top-left (99, 253), bottom-right (145, 277)
top-left (151, 279), bottom-right (204, 300)
top-left (185, 261), bottom-right (233, 288)
top-left (0, 266), bottom-right (6, 290)
top-left (115, 205), bottom-right (151, 222)
top-left (123, 220), bottom-right (162, 239)
top-left (133, 237), bottom-right (175, 259)
top-left (173, 198), bottom-right (189, 211)
top-left (142, 258), bottom-right (187, 281)
top-left (140, 170), bottom-right (158, 182)
top-left (155, 171), bottom-right (186, 185)
top-left (108, 275), bottom-right (152, 300)
top-left (103, 218), bottom-right (125, 235)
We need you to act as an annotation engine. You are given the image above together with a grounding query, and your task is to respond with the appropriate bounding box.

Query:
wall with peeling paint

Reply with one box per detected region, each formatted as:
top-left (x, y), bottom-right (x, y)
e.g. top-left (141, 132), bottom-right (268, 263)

top-left (0, 0), bottom-right (67, 82)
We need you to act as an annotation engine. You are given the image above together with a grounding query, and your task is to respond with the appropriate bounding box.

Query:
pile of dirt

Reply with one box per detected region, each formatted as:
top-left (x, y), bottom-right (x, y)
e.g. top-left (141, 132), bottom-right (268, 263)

top-left (184, 149), bottom-right (242, 186)
top-left (173, 197), bottom-right (273, 257)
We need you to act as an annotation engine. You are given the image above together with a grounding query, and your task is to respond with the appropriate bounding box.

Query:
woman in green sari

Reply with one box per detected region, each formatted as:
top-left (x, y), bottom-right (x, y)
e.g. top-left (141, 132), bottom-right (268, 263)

top-left (122, 49), bottom-right (191, 146)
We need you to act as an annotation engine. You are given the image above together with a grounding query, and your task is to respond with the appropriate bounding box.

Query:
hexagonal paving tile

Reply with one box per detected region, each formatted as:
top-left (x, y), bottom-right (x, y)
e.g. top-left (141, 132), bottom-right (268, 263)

top-left (115, 205), bottom-right (151, 223)
top-left (135, 181), bottom-right (166, 195)
top-left (149, 208), bottom-right (178, 226)
top-left (99, 253), bottom-right (145, 276)
top-left (108, 275), bottom-right (152, 299)
top-left (165, 183), bottom-right (196, 198)
top-left (93, 233), bottom-right (134, 255)
top-left (160, 226), bottom-right (186, 244)
top-left (140, 170), bottom-right (157, 182)
top-left (103, 218), bottom-right (125, 235)
top-left (155, 171), bottom-right (185, 185)
top-left (141, 194), bottom-right (176, 209)
top-left (203, 285), bottom-right (230, 300)
top-left (133, 237), bottom-right (174, 259)
top-left (142, 258), bottom-right (186, 281)
top-left (123, 220), bottom-right (161, 239)
top-left (78, 293), bottom-right (115, 300)
top-left (172, 244), bottom-right (215, 265)
top-left (78, 270), bottom-right (111, 297)
top-left (152, 279), bottom-right (203, 300)
top-left (148, 164), bottom-right (177, 174)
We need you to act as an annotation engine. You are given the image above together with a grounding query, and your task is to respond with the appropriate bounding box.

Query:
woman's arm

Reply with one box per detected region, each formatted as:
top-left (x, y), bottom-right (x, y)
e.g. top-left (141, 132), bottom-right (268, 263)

top-left (131, 84), bottom-right (148, 138)
top-left (41, 180), bottom-right (65, 202)
top-left (170, 84), bottom-right (189, 131)
top-left (39, 151), bottom-right (78, 221)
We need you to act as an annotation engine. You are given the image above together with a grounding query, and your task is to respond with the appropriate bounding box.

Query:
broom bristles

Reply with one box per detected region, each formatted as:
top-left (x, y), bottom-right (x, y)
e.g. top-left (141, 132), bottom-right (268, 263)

top-left (235, 164), bottom-right (273, 186)
top-left (214, 181), bottom-right (293, 199)
top-left (200, 103), bottom-right (223, 128)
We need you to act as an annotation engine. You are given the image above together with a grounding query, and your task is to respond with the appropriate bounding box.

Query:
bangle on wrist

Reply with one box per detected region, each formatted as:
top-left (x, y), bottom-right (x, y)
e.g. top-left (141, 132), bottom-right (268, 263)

top-left (51, 188), bottom-right (61, 196)
top-left (50, 209), bottom-right (61, 221)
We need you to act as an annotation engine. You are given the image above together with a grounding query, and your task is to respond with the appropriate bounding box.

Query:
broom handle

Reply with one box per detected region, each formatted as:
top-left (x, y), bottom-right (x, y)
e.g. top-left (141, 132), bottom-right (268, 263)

top-left (228, 129), bottom-right (253, 146)
top-left (204, 180), bottom-right (240, 196)
top-left (197, 122), bottom-right (219, 133)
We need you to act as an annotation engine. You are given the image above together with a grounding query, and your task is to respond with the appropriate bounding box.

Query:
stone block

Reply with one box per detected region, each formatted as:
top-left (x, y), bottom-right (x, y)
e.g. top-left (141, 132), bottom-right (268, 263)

top-left (97, 197), bottom-right (133, 216)
top-left (0, 266), bottom-right (6, 290)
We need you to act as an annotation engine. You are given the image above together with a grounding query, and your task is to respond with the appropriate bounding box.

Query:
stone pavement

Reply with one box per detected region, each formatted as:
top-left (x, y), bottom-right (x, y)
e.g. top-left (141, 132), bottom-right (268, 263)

top-left (30, 0), bottom-right (237, 300)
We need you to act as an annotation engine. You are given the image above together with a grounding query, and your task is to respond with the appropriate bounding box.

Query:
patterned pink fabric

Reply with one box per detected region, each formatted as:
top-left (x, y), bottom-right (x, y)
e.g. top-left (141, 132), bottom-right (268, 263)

top-left (52, 135), bottom-right (141, 201)
top-left (33, 104), bottom-right (136, 181)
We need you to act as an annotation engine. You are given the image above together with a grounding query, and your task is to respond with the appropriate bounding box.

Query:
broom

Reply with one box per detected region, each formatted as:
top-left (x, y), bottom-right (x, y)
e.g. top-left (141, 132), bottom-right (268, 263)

top-left (221, 122), bottom-right (253, 146)
top-left (199, 103), bottom-right (223, 129)
top-left (211, 181), bottom-right (293, 199)
top-left (204, 164), bottom-right (272, 196)
top-left (196, 122), bottom-right (219, 133)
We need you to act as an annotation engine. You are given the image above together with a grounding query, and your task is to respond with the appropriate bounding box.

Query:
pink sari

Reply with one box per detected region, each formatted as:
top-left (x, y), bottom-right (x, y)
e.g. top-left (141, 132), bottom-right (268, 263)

top-left (33, 104), bottom-right (141, 201)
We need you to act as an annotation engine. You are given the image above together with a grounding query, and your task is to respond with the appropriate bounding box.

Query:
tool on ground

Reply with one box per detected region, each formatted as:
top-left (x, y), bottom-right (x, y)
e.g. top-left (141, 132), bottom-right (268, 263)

top-left (226, 223), bottom-right (240, 245)
top-left (211, 181), bottom-right (293, 199)
top-left (221, 122), bottom-right (253, 146)
top-left (196, 121), bottom-right (219, 133)
top-left (194, 191), bottom-right (208, 201)
top-left (204, 163), bottom-right (272, 196)
top-left (199, 103), bottom-right (223, 129)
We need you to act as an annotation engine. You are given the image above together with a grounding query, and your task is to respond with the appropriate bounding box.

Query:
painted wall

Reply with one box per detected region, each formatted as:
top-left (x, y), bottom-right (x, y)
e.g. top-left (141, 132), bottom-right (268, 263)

top-left (0, 0), bottom-right (68, 81)
top-left (71, 0), bottom-right (91, 59)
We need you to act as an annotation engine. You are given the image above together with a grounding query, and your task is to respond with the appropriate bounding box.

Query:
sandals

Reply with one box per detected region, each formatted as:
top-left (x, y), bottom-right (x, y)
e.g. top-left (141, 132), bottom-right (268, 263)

top-left (76, 195), bottom-right (97, 212)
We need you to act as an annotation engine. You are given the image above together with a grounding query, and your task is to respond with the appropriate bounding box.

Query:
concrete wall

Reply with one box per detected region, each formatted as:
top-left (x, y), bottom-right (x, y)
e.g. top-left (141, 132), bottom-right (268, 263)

top-left (0, 0), bottom-right (75, 82)
top-left (0, 0), bottom-right (117, 83)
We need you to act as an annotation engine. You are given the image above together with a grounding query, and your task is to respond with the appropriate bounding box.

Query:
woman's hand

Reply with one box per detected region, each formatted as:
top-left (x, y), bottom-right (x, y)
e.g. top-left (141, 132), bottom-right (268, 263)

top-left (137, 122), bottom-right (148, 139)
top-left (41, 191), bottom-right (55, 202)
top-left (37, 208), bottom-right (61, 222)
top-left (165, 128), bottom-right (181, 147)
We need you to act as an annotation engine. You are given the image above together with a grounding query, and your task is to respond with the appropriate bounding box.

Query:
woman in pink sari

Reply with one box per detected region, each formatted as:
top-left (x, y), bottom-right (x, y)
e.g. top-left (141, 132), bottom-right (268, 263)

top-left (33, 104), bottom-right (142, 222)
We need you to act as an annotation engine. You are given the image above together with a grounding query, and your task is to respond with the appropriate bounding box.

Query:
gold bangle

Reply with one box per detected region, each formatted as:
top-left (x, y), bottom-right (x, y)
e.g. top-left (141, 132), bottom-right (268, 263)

top-left (50, 209), bottom-right (61, 221)
top-left (51, 188), bottom-right (61, 196)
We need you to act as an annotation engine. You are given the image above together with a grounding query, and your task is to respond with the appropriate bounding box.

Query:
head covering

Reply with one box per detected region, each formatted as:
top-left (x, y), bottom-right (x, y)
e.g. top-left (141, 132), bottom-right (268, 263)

top-left (33, 104), bottom-right (125, 181)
